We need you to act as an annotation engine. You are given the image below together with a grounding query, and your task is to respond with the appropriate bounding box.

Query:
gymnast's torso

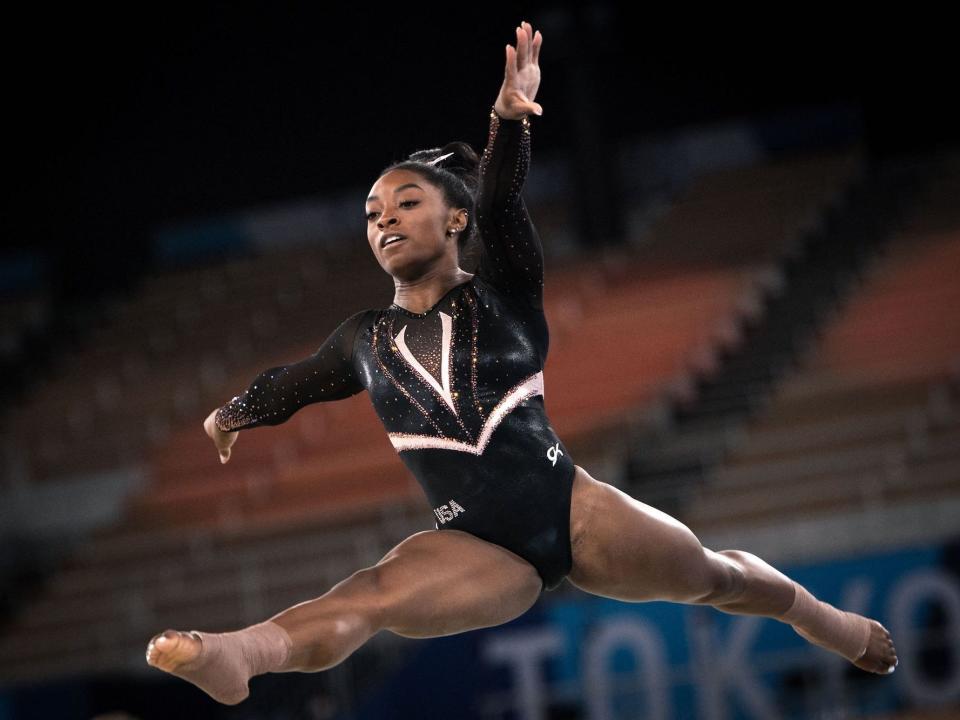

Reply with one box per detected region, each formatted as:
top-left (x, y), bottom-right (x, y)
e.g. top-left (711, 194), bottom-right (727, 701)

top-left (215, 110), bottom-right (575, 591)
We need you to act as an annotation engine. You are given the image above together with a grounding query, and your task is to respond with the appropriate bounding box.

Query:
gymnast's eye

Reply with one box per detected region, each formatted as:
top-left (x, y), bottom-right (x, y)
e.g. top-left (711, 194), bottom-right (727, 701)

top-left (366, 200), bottom-right (417, 221)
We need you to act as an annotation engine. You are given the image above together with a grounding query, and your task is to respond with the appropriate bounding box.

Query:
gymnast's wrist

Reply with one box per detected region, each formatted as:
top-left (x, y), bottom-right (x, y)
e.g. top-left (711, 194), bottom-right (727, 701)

top-left (491, 104), bottom-right (532, 127)
top-left (209, 406), bottom-right (235, 436)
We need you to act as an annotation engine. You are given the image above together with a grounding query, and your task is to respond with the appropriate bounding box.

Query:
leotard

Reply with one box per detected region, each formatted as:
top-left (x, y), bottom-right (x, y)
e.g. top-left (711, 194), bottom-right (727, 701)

top-left (215, 108), bottom-right (575, 592)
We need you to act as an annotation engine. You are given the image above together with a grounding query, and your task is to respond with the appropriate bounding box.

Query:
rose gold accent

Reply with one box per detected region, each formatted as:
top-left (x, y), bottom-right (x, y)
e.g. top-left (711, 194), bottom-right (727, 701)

top-left (388, 371), bottom-right (543, 454)
top-left (372, 313), bottom-right (446, 437)
top-left (393, 311), bottom-right (457, 415)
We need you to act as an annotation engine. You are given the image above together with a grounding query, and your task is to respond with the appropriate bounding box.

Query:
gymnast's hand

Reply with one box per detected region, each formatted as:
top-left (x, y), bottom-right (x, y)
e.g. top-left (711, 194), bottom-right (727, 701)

top-left (494, 21), bottom-right (543, 120)
top-left (204, 407), bottom-right (238, 464)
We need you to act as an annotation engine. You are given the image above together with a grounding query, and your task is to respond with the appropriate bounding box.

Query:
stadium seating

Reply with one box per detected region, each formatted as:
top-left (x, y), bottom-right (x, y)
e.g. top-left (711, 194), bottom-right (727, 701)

top-left (684, 170), bottom-right (960, 533)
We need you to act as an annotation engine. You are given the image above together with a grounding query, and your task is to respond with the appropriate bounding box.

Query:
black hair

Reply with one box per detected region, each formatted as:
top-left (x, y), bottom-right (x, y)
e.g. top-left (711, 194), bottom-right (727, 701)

top-left (379, 141), bottom-right (481, 264)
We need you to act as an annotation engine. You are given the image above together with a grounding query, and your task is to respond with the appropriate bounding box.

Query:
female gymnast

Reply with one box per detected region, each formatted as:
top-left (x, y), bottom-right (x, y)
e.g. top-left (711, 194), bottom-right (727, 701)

top-left (146, 21), bottom-right (897, 705)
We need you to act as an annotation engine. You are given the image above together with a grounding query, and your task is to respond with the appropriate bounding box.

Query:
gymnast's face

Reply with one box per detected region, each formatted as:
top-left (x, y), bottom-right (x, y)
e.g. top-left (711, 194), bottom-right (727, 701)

top-left (366, 168), bottom-right (463, 279)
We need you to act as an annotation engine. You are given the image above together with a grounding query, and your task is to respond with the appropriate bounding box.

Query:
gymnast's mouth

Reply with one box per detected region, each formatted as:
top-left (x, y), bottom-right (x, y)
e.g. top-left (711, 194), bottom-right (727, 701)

top-left (381, 234), bottom-right (407, 248)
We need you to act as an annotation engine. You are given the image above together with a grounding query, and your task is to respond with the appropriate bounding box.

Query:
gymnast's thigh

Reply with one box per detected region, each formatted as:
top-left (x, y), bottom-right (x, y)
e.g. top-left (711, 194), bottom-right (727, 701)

top-left (566, 464), bottom-right (728, 603)
top-left (369, 528), bottom-right (543, 638)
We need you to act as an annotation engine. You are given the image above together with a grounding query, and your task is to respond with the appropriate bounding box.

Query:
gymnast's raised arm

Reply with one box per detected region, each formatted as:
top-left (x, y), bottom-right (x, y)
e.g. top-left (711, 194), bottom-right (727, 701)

top-left (202, 309), bottom-right (370, 463)
top-left (474, 23), bottom-right (546, 311)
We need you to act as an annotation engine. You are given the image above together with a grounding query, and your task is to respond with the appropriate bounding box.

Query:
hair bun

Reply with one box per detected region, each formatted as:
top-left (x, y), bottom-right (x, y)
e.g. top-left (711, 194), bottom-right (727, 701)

top-left (404, 141), bottom-right (480, 195)
top-left (409, 142), bottom-right (478, 174)
top-left (435, 142), bottom-right (479, 173)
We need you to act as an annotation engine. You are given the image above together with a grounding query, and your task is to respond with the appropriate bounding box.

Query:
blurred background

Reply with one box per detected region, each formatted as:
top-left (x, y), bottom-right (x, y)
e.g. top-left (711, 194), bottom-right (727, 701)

top-left (1, 3), bottom-right (958, 719)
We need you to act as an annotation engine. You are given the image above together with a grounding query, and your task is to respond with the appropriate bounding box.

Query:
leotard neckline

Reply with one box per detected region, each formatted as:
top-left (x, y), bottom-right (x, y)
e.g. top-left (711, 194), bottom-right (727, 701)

top-left (390, 277), bottom-right (475, 318)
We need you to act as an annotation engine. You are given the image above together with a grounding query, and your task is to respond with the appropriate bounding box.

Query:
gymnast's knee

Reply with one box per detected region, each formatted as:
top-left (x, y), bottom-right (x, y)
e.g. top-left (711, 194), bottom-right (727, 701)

top-left (693, 549), bottom-right (748, 605)
top-left (332, 566), bottom-right (387, 631)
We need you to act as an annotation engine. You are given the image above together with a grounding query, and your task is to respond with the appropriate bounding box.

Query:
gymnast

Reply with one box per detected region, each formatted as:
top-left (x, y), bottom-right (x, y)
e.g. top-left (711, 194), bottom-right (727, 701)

top-left (146, 21), bottom-right (897, 705)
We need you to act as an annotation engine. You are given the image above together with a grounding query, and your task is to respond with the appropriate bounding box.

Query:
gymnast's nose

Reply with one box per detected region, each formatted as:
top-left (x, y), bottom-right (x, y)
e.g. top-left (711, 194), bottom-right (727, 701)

top-left (377, 213), bottom-right (399, 230)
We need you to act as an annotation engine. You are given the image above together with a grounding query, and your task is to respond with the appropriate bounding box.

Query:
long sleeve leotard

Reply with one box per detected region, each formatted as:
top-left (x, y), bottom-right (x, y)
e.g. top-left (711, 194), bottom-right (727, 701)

top-left (214, 108), bottom-right (575, 591)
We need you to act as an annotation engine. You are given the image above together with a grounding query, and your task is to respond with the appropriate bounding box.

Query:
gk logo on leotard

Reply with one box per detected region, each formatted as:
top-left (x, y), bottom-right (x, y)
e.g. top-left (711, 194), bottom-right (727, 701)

top-left (434, 499), bottom-right (465, 525)
top-left (546, 442), bottom-right (563, 466)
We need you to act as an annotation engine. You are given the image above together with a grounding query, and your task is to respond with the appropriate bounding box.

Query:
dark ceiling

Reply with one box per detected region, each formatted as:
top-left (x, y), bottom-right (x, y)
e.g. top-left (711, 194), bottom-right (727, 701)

top-left (6, 4), bottom-right (955, 271)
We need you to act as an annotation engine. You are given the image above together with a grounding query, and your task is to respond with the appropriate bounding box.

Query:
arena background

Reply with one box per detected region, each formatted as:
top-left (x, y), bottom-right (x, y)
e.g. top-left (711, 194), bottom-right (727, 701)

top-left (1, 4), bottom-right (958, 719)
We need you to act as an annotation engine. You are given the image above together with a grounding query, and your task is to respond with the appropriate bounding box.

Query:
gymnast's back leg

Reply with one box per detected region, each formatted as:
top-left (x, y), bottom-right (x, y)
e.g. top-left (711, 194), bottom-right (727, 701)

top-left (566, 465), bottom-right (898, 674)
top-left (145, 528), bottom-right (542, 705)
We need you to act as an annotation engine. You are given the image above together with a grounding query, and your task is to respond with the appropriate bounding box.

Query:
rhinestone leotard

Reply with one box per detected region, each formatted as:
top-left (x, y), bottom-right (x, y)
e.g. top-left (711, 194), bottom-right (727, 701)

top-left (215, 109), bottom-right (575, 592)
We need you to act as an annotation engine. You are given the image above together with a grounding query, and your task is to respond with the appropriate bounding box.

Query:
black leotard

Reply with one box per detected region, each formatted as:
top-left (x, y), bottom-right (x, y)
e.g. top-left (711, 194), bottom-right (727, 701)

top-left (214, 109), bottom-right (575, 592)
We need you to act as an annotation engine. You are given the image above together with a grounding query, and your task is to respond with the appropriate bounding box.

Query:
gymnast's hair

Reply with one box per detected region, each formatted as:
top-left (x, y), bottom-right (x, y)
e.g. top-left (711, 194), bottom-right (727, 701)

top-left (379, 141), bottom-right (481, 263)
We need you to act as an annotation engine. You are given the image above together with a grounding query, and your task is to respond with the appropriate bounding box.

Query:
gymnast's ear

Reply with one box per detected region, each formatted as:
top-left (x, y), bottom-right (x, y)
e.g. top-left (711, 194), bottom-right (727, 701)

top-left (446, 207), bottom-right (469, 233)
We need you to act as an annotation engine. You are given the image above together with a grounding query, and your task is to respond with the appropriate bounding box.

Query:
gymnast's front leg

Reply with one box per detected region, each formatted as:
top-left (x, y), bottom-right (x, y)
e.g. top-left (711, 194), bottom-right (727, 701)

top-left (145, 527), bottom-right (542, 705)
top-left (565, 465), bottom-right (898, 674)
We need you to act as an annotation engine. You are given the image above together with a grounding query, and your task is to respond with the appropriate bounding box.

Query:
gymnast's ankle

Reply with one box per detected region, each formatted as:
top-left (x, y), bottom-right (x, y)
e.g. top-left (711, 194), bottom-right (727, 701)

top-left (780, 581), bottom-right (870, 663)
top-left (149, 620), bottom-right (294, 705)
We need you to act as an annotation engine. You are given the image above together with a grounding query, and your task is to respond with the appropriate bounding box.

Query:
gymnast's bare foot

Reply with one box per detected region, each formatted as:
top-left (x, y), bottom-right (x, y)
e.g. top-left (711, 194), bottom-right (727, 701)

top-left (145, 629), bottom-right (202, 672)
top-left (853, 619), bottom-right (898, 675)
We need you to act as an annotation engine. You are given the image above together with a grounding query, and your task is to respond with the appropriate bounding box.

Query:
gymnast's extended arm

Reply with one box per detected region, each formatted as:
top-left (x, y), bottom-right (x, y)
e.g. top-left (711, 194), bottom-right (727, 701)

top-left (474, 24), bottom-right (545, 311)
top-left (203, 310), bottom-right (369, 462)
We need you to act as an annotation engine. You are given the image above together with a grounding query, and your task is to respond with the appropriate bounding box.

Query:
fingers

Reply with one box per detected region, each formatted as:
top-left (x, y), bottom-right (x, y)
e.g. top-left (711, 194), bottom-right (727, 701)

top-left (203, 411), bottom-right (215, 438)
top-left (519, 21), bottom-right (540, 67)
top-left (512, 22), bottom-right (540, 70)
top-left (500, 22), bottom-right (544, 117)
top-left (203, 407), bottom-right (237, 463)
top-left (516, 25), bottom-right (529, 71)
